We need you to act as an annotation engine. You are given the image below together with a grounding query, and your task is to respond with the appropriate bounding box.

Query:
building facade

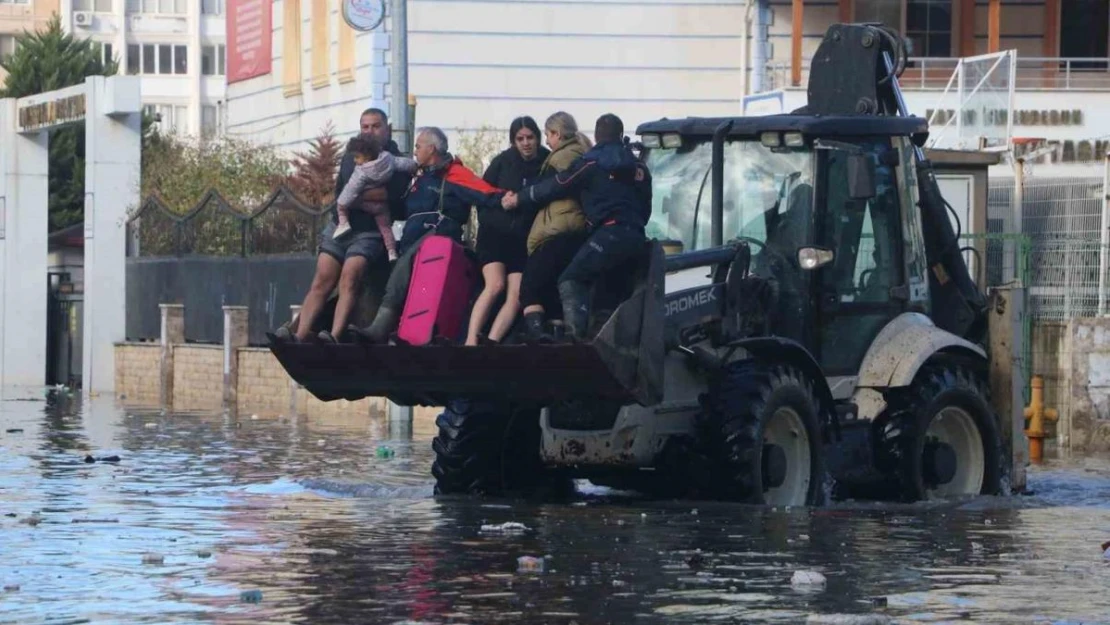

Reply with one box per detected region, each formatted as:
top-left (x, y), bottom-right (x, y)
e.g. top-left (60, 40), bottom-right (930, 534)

top-left (0, 0), bottom-right (60, 84)
top-left (225, 0), bottom-right (1110, 176)
top-left (57, 0), bottom-right (228, 137)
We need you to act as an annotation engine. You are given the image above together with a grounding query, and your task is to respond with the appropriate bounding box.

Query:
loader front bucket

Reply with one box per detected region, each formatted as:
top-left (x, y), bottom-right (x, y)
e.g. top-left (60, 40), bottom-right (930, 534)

top-left (269, 240), bottom-right (667, 408)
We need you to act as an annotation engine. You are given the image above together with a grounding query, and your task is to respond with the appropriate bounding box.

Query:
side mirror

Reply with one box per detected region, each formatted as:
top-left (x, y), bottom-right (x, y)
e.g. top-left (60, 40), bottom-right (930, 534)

top-left (798, 246), bottom-right (835, 271)
top-left (847, 153), bottom-right (877, 200)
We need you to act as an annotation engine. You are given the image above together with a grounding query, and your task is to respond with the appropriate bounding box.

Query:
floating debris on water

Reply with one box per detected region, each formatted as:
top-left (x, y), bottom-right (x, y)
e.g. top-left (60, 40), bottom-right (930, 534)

top-left (481, 522), bottom-right (529, 534)
top-left (240, 589), bottom-right (263, 603)
top-left (142, 554), bottom-right (164, 565)
top-left (517, 556), bottom-right (545, 573)
top-left (792, 570), bottom-right (827, 588)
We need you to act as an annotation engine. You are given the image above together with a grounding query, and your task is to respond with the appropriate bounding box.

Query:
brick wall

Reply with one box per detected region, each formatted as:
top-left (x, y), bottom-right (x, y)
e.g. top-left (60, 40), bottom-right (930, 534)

top-left (115, 342), bottom-right (443, 435)
top-left (172, 345), bottom-right (223, 412)
top-left (114, 343), bottom-right (161, 404)
top-left (237, 348), bottom-right (291, 414)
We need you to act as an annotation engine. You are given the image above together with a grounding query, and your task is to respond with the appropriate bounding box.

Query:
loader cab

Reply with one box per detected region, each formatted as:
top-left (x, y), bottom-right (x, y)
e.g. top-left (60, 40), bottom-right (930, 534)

top-left (636, 115), bottom-right (931, 377)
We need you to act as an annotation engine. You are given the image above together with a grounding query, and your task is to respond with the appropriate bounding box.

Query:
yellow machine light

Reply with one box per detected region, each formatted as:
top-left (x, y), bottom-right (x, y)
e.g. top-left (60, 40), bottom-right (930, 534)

top-left (784, 132), bottom-right (805, 147)
top-left (760, 132), bottom-right (781, 147)
top-left (640, 134), bottom-right (661, 148)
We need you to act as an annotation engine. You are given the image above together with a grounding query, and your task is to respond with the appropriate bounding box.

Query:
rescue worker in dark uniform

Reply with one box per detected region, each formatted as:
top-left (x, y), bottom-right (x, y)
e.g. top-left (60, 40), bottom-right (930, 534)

top-left (503, 114), bottom-right (652, 340)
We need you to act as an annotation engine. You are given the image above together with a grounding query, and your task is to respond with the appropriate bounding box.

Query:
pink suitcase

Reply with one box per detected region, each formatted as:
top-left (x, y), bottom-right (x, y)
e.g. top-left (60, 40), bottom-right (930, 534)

top-left (397, 235), bottom-right (477, 345)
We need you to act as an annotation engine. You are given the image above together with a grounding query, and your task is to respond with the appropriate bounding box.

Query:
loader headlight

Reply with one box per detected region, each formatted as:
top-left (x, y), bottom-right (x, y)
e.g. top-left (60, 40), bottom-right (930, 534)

top-left (760, 132), bottom-right (781, 148)
top-left (661, 133), bottom-right (683, 148)
top-left (640, 133), bottom-right (661, 148)
top-left (798, 246), bottom-right (835, 270)
top-left (783, 132), bottom-right (805, 147)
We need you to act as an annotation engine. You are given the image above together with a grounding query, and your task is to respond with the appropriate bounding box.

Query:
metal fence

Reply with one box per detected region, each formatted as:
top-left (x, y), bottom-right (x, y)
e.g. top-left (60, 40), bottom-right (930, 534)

top-left (765, 57), bottom-right (1110, 92)
top-left (987, 175), bottom-right (1110, 320)
top-left (126, 186), bottom-right (337, 258)
top-left (125, 187), bottom-right (339, 345)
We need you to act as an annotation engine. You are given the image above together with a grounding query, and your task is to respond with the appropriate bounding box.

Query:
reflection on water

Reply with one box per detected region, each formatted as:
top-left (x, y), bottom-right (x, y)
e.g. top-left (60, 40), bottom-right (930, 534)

top-left (1, 387), bottom-right (1109, 624)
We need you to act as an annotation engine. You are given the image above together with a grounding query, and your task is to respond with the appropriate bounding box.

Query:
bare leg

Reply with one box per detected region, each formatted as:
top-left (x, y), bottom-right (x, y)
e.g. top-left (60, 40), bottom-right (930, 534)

top-left (296, 253), bottom-right (342, 341)
top-left (466, 262), bottom-right (506, 346)
top-left (331, 255), bottom-right (369, 337)
top-left (488, 271), bottom-right (523, 342)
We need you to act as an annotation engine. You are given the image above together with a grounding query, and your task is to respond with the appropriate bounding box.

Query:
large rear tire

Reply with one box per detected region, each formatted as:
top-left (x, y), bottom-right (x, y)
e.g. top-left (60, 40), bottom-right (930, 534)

top-left (431, 399), bottom-right (573, 498)
top-left (877, 363), bottom-right (1003, 502)
top-left (696, 360), bottom-right (828, 506)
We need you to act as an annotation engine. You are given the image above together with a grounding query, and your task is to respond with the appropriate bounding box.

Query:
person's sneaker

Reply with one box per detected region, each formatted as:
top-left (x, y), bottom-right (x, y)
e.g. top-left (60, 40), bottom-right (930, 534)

top-left (387, 249), bottom-right (399, 262)
top-left (333, 222), bottom-right (352, 239)
top-left (273, 326), bottom-right (297, 343)
top-left (317, 330), bottom-right (338, 345)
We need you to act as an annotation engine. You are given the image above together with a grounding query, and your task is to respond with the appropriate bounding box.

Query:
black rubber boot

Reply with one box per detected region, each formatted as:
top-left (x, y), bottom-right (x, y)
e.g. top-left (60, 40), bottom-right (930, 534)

top-left (356, 307), bottom-right (399, 344)
top-left (523, 312), bottom-right (554, 344)
top-left (558, 281), bottom-right (592, 341)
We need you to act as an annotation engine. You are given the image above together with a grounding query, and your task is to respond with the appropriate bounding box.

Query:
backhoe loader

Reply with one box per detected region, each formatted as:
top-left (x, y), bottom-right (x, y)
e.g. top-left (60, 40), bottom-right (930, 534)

top-left (270, 23), bottom-right (1006, 505)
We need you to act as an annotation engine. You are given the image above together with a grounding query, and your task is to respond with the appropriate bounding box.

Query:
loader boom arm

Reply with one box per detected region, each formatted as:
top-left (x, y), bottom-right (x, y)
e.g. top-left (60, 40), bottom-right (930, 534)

top-left (803, 23), bottom-right (989, 344)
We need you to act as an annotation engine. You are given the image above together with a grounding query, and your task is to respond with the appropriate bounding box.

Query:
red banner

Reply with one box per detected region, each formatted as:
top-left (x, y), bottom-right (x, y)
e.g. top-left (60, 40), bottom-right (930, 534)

top-left (226, 0), bottom-right (272, 84)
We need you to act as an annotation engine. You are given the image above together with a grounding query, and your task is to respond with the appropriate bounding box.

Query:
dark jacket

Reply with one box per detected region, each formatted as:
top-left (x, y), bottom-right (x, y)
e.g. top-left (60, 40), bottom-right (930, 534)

top-left (334, 138), bottom-right (412, 232)
top-left (518, 141), bottom-right (652, 230)
top-left (479, 146), bottom-right (550, 239)
top-left (399, 153), bottom-right (505, 252)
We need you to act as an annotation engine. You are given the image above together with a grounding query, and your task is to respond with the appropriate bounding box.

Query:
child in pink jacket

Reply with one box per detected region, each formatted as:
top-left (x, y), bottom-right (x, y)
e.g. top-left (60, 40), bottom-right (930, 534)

top-left (333, 136), bottom-right (418, 262)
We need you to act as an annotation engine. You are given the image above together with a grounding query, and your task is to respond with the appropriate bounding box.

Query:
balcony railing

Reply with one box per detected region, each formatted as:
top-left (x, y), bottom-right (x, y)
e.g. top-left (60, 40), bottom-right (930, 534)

top-left (765, 57), bottom-right (1110, 91)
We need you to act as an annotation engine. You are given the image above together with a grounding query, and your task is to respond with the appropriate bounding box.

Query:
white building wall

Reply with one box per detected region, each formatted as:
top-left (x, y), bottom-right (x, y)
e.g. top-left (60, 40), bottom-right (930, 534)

top-left (225, 0), bottom-right (1110, 180)
top-left (62, 0), bottom-right (227, 138)
top-left (225, 0), bottom-right (390, 150)
top-left (227, 0), bottom-right (748, 155)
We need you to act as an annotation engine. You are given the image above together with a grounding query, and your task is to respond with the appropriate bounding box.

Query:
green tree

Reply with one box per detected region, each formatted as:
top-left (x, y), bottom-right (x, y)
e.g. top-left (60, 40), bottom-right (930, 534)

top-left (0, 14), bottom-right (118, 231)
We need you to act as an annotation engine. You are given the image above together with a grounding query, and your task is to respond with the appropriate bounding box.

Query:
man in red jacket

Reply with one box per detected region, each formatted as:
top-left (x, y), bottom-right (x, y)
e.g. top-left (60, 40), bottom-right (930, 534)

top-left (354, 126), bottom-right (506, 344)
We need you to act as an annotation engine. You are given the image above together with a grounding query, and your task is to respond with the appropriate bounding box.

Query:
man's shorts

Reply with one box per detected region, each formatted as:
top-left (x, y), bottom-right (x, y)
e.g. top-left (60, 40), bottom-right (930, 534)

top-left (318, 220), bottom-right (387, 264)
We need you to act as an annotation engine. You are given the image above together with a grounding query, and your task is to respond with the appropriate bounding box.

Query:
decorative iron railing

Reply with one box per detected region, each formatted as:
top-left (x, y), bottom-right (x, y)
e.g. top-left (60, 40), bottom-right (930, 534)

top-left (126, 186), bottom-right (337, 258)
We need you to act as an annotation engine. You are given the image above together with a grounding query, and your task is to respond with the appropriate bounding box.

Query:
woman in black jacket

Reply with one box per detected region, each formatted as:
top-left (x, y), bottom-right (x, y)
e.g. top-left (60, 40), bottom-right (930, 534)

top-left (466, 116), bottom-right (551, 345)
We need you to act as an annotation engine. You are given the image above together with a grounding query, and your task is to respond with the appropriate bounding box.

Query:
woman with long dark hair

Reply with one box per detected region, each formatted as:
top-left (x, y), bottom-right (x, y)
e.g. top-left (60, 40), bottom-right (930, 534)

top-left (465, 116), bottom-right (551, 345)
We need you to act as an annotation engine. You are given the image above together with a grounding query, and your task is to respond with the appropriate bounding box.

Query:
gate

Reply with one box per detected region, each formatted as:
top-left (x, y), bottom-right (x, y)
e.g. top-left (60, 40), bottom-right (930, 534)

top-left (46, 278), bottom-right (83, 388)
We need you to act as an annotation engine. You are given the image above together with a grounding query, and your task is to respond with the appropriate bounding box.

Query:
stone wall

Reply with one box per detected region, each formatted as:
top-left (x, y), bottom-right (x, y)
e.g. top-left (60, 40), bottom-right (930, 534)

top-left (237, 348), bottom-right (292, 414)
top-left (114, 341), bottom-right (442, 433)
top-left (171, 345), bottom-right (223, 412)
top-left (1059, 318), bottom-right (1110, 452)
top-left (114, 342), bottom-right (161, 405)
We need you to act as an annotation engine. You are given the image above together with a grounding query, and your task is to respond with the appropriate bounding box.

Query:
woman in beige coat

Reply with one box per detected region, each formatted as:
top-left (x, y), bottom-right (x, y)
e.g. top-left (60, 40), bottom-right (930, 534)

top-left (515, 111), bottom-right (592, 341)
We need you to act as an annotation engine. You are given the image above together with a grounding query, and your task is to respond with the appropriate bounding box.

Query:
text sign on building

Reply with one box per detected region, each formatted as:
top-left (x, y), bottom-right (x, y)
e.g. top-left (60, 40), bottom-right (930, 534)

top-left (16, 85), bottom-right (87, 133)
top-left (227, 0), bottom-right (273, 84)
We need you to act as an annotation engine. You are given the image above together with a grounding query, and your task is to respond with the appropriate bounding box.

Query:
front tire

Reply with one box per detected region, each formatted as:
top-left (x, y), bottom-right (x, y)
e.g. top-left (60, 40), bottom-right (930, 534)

top-left (877, 363), bottom-right (1003, 501)
top-left (431, 399), bottom-right (572, 498)
top-left (696, 360), bottom-right (828, 506)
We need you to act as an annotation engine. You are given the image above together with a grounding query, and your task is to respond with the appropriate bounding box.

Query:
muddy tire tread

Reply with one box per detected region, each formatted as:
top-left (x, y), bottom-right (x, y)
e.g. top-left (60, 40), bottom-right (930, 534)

top-left (694, 360), bottom-right (827, 505)
top-left (877, 363), bottom-right (1004, 502)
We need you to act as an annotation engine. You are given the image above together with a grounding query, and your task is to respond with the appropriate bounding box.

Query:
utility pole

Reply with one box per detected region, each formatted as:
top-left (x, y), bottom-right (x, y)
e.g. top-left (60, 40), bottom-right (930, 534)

top-left (389, 0), bottom-right (410, 153)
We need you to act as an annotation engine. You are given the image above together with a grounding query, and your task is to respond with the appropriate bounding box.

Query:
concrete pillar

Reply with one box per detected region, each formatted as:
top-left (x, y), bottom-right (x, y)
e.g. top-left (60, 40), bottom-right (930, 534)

top-left (0, 98), bottom-right (49, 388)
top-left (82, 75), bottom-right (142, 395)
top-left (160, 303), bottom-right (185, 407)
top-left (388, 402), bottom-right (414, 440)
top-left (988, 286), bottom-right (1029, 493)
top-left (223, 305), bottom-right (248, 408)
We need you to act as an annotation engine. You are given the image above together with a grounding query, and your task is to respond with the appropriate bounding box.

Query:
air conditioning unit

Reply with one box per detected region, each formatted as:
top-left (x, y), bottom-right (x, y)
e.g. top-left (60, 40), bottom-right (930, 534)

top-left (73, 11), bottom-right (93, 28)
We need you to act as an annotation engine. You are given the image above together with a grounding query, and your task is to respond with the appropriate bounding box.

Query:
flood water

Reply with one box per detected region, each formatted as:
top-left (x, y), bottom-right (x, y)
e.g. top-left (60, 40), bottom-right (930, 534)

top-left (2, 387), bottom-right (1110, 624)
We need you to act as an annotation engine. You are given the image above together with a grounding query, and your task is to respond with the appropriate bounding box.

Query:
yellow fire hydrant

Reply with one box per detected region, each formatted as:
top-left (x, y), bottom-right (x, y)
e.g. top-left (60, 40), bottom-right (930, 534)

top-left (1024, 375), bottom-right (1058, 463)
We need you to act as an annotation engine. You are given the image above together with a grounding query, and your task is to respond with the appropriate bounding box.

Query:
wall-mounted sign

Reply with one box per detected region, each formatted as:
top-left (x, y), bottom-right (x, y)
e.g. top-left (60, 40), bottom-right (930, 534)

top-left (927, 108), bottom-right (1085, 127)
top-left (1013, 138), bottom-right (1110, 164)
top-left (342, 0), bottom-right (385, 32)
top-left (17, 93), bottom-right (86, 132)
top-left (227, 0), bottom-right (273, 84)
